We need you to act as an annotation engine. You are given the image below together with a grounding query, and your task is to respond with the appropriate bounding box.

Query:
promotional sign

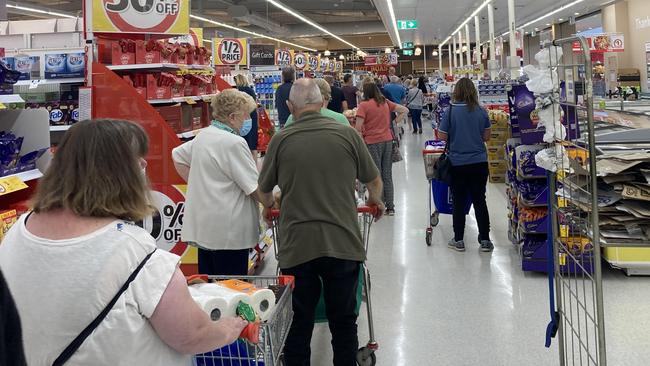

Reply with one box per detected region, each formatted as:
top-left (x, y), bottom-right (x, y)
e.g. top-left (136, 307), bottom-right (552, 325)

top-left (364, 53), bottom-right (398, 66)
top-left (320, 57), bottom-right (329, 71)
top-left (572, 33), bottom-right (624, 53)
top-left (308, 54), bottom-right (320, 71)
top-left (328, 59), bottom-right (336, 72)
top-left (335, 61), bottom-right (343, 72)
top-left (213, 38), bottom-right (248, 66)
top-left (250, 44), bottom-right (275, 66)
top-left (294, 52), bottom-right (307, 70)
top-left (92, 0), bottom-right (190, 35)
top-left (275, 49), bottom-right (293, 66)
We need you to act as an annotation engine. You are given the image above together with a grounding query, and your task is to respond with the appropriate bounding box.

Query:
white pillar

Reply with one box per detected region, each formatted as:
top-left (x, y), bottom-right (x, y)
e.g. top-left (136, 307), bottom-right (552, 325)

top-left (456, 31), bottom-right (465, 67)
top-left (508, 0), bottom-right (519, 77)
top-left (452, 34), bottom-right (457, 70)
top-left (448, 46), bottom-right (453, 76)
top-left (465, 23), bottom-right (471, 65)
top-left (423, 44), bottom-right (427, 74)
top-left (474, 15), bottom-right (481, 63)
top-left (488, 2), bottom-right (496, 79)
top-left (439, 45), bottom-right (443, 74)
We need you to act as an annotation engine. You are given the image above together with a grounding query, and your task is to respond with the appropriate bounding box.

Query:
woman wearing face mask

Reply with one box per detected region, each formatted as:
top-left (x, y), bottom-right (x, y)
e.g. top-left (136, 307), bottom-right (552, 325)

top-left (173, 89), bottom-right (274, 275)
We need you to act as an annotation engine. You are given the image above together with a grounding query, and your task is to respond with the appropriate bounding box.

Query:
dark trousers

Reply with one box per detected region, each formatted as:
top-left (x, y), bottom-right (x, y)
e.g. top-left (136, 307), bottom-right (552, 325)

top-left (409, 108), bottom-right (422, 130)
top-left (282, 257), bottom-right (361, 366)
top-left (450, 162), bottom-right (491, 242)
top-left (197, 248), bottom-right (249, 276)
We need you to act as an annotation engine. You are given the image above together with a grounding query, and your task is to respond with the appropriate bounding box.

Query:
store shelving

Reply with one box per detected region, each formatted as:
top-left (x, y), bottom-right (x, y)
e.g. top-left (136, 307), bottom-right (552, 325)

top-left (177, 127), bottom-right (207, 139)
top-left (148, 94), bottom-right (216, 105)
top-left (49, 125), bottom-right (71, 132)
top-left (107, 63), bottom-right (214, 72)
top-left (14, 78), bottom-right (85, 86)
top-left (1, 169), bottom-right (44, 182)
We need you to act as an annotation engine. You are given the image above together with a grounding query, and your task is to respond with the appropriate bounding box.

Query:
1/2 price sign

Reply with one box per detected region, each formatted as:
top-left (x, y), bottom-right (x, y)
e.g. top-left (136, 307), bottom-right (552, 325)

top-left (213, 38), bottom-right (248, 65)
top-left (275, 49), bottom-right (293, 66)
top-left (92, 0), bottom-right (190, 34)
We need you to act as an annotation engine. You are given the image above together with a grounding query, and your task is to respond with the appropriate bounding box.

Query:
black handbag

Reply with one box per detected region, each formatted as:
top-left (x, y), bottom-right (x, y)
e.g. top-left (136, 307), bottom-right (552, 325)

top-left (433, 106), bottom-right (453, 184)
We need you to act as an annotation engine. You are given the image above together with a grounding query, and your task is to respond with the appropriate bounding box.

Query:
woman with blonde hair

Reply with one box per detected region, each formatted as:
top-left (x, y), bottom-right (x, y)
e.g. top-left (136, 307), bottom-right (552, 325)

top-left (438, 77), bottom-right (493, 253)
top-left (173, 89), bottom-right (274, 275)
top-left (0, 119), bottom-right (247, 365)
top-left (234, 74), bottom-right (259, 159)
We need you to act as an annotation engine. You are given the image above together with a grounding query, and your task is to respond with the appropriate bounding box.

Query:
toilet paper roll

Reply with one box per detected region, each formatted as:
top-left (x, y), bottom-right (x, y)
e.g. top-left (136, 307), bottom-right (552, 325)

top-left (249, 289), bottom-right (276, 322)
top-left (191, 283), bottom-right (251, 308)
top-left (191, 295), bottom-right (232, 321)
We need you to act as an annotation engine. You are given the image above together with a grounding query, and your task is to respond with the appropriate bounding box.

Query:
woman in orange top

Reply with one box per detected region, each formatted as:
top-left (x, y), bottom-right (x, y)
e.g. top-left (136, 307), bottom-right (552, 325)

top-left (355, 81), bottom-right (408, 216)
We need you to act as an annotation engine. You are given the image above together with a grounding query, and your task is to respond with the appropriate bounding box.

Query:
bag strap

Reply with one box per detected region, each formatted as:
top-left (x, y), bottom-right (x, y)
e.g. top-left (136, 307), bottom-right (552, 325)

top-left (53, 248), bottom-right (157, 366)
top-left (406, 89), bottom-right (421, 106)
top-left (444, 105), bottom-right (453, 153)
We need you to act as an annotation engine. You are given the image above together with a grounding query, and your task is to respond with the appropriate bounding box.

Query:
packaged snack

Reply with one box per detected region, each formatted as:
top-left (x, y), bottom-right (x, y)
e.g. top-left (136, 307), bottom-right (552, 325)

top-left (0, 210), bottom-right (18, 243)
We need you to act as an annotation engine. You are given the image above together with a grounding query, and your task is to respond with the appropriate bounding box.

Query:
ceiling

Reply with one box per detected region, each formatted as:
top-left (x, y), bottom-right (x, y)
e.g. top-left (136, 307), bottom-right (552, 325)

top-left (379, 0), bottom-right (617, 49)
top-left (6, 0), bottom-right (620, 51)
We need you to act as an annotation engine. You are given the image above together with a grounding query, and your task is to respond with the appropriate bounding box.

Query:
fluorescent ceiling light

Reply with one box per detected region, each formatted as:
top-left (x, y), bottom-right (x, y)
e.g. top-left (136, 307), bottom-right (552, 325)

top-left (190, 14), bottom-right (315, 51)
top-left (385, 47), bottom-right (392, 54)
top-left (440, 0), bottom-right (491, 46)
top-left (324, 50), bottom-right (331, 56)
top-left (386, 0), bottom-right (402, 48)
top-left (266, 0), bottom-right (359, 50)
top-left (339, 54), bottom-right (345, 60)
top-left (6, 4), bottom-right (77, 19)
top-left (432, 50), bottom-right (439, 56)
top-left (520, 0), bottom-right (586, 29)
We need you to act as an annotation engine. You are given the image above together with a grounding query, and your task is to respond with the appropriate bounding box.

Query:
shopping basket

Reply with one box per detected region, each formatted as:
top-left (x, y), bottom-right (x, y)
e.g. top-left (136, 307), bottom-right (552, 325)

top-left (422, 140), bottom-right (472, 246)
top-left (268, 206), bottom-right (379, 366)
top-left (192, 275), bottom-right (294, 366)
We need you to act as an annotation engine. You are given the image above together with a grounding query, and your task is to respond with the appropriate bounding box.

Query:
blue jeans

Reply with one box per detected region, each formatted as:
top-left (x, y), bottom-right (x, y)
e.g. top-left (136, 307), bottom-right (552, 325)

top-left (409, 108), bottom-right (422, 130)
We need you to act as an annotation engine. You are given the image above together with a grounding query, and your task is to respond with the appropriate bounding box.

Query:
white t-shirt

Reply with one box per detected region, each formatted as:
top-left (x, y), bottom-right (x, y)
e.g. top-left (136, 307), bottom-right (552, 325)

top-left (0, 216), bottom-right (187, 366)
top-left (172, 126), bottom-right (260, 250)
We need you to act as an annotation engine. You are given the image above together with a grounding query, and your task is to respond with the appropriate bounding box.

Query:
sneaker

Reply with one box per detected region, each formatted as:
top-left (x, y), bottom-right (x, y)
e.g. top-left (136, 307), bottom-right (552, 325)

top-left (480, 240), bottom-right (494, 252)
top-left (385, 209), bottom-right (395, 216)
top-left (448, 238), bottom-right (466, 252)
top-left (418, 129), bottom-right (423, 134)
top-left (412, 130), bottom-right (418, 134)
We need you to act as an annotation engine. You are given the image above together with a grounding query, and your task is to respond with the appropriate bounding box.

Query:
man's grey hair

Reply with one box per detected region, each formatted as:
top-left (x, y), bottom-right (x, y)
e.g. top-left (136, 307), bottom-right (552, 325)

top-left (390, 75), bottom-right (400, 83)
top-left (289, 78), bottom-right (323, 109)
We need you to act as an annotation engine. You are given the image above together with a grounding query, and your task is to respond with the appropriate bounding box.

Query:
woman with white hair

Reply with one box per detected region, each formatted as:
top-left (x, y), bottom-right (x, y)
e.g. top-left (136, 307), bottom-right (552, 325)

top-left (173, 89), bottom-right (274, 275)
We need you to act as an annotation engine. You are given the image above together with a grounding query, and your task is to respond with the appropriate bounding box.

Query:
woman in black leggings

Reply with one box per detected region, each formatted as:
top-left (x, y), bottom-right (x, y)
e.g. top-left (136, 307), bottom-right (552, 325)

top-left (438, 78), bottom-right (493, 252)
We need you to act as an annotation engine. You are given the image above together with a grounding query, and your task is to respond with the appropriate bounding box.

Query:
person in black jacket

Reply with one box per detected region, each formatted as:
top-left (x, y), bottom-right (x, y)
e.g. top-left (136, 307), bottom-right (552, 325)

top-left (1, 269), bottom-right (26, 366)
top-left (234, 74), bottom-right (260, 162)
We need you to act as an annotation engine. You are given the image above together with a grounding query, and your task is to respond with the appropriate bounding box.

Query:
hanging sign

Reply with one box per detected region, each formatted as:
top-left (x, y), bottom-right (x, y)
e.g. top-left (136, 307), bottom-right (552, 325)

top-left (212, 38), bottom-right (248, 65)
top-left (572, 34), bottom-right (625, 53)
top-left (294, 52), bottom-right (307, 70)
top-left (249, 44), bottom-right (275, 66)
top-left (320, 57), bottom-right (329, 71)
top-left (169, 28), bottom-right (205, 47)
top-left (308, 54), bottom-right (320, 71)
top-left (328, 59), bottom-right (336, 72)
top-left (335, 61), bottom-right (343, 72)
top-left (364, 53), bottom-right (398, 66)
top-left (275, 49), bottom-right (293, 66)
top-left (92, 0), bottom-right (190, 34)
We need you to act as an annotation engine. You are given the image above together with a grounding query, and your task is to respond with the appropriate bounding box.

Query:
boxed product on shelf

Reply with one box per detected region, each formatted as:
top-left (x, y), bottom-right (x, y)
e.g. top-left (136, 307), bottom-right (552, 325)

top-left (515, 145), bottom-right (546, 178)
top-left (44, 53), bottom-right (85, 79)
top-left (174, 44), bottom-right (191, 65)
top-left (1, 56), bottom-right (40, 80)
top-left (487, 146), bottom-right (505, 160)
top-left (26, 101), bottom-right (79, 126)
top-left (518, 206), bottom-right (548, 233)
top-left (0, 95), bottom-right (25, 110)
top-left (122, 75), bottom-right (147, 99)
top-left (146, 73), bottom-right (178, 100)
top-left (0, 209), bottom-right (17, 243)
top-left (136, 40), bottom-right (162, 64)
top-left (0, 131), bottom-right (48, 177)
top-left (155, 104), bottom-right (182, 132)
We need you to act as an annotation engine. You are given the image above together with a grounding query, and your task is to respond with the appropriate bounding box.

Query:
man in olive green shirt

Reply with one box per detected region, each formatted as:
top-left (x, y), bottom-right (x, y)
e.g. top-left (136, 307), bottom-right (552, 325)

top-left (284, 78), bottom-right (351, 126)
top-left (259, 78), bottom-right (383, 366)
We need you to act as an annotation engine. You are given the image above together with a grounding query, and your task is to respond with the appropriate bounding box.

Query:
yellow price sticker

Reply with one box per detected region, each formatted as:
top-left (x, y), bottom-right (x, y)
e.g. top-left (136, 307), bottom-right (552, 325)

top-left (559, 253), bottom-right (567, 266)
top-left (560, 225), bottom-right (569, 238)
top-left (0, 103), bottom-right (6, 110)
top-left (0, 176), bottom-right (29, 196)
top-left (263, 236), bottom-right (273, 246)
top-left (184, 97), bottom-right (197, 105)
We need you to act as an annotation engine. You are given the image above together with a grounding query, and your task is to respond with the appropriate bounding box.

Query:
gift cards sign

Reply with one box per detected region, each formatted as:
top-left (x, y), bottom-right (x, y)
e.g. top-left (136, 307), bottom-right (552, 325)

top-left (213, 38), bottom-right (248, 65)
top-left (92, 0), bottom-right (189, 35)
top-left (250, 44), bottom-right (275, 66)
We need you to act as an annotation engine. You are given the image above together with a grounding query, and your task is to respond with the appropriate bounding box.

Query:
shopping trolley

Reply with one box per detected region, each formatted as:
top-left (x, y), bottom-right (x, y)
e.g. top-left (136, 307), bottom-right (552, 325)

top-left (192, 275), bottom-right (294, 366)
top-left (268, 206), bottom-right (379, 366)
top-left (422, 140), bottom-right (472, 246)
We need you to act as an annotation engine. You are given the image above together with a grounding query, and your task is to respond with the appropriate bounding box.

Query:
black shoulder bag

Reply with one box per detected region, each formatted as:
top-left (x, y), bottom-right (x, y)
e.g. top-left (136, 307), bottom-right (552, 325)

top-left (433, 106), bottom-right (453, 184)
top-left (53, 249), bottom-right (157, 366)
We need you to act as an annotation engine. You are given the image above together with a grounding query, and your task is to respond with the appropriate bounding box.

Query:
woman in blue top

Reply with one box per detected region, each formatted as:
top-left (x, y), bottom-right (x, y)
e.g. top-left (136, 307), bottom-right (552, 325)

top-left (438, 78), bottom-right (494, 253)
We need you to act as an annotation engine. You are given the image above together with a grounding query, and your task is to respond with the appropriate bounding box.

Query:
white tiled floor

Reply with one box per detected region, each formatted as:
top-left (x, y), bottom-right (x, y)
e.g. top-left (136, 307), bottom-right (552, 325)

top-left (261, 121), bottom-right (650, 366)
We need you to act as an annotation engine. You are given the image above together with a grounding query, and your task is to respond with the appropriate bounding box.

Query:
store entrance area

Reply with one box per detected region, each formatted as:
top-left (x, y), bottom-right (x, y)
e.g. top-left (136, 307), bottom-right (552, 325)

top-left (259, 122), bottom-right (650, 366)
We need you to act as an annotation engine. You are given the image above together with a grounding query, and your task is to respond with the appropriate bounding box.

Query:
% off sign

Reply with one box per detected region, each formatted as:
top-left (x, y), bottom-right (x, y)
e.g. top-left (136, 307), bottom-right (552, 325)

top-left (213, 38), bottom-right (248, 65)
top-left (294, 52), bottom-right (307, 70)
top-left (137, 190), bottom-right (188, 256)
top-left (91, 0), bottom-right (190, 34)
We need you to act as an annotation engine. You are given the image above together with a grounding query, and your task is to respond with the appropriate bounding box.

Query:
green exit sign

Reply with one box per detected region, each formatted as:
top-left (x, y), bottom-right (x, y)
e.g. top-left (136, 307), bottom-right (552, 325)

top-left (397, 20), bottom-right (418, 29)
top-left (403, 49), bottom-right (414, 56)
top-left (402, 42), bottom-right (414, 49)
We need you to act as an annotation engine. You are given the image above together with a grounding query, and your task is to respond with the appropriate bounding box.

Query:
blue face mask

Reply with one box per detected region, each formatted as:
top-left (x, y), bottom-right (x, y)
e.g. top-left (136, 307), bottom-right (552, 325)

top-left (239, 118), bottom-right (253, 136)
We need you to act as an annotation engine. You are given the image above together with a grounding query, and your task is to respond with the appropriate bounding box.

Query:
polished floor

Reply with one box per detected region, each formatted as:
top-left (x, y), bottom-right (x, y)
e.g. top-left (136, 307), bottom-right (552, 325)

top-left (261, 121), bottom-right (650, 366)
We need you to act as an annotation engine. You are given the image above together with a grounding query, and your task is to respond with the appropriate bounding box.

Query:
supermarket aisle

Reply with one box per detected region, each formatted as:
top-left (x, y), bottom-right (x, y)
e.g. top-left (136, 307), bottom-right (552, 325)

top-left (261, 121), bottom-right (650, 366)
